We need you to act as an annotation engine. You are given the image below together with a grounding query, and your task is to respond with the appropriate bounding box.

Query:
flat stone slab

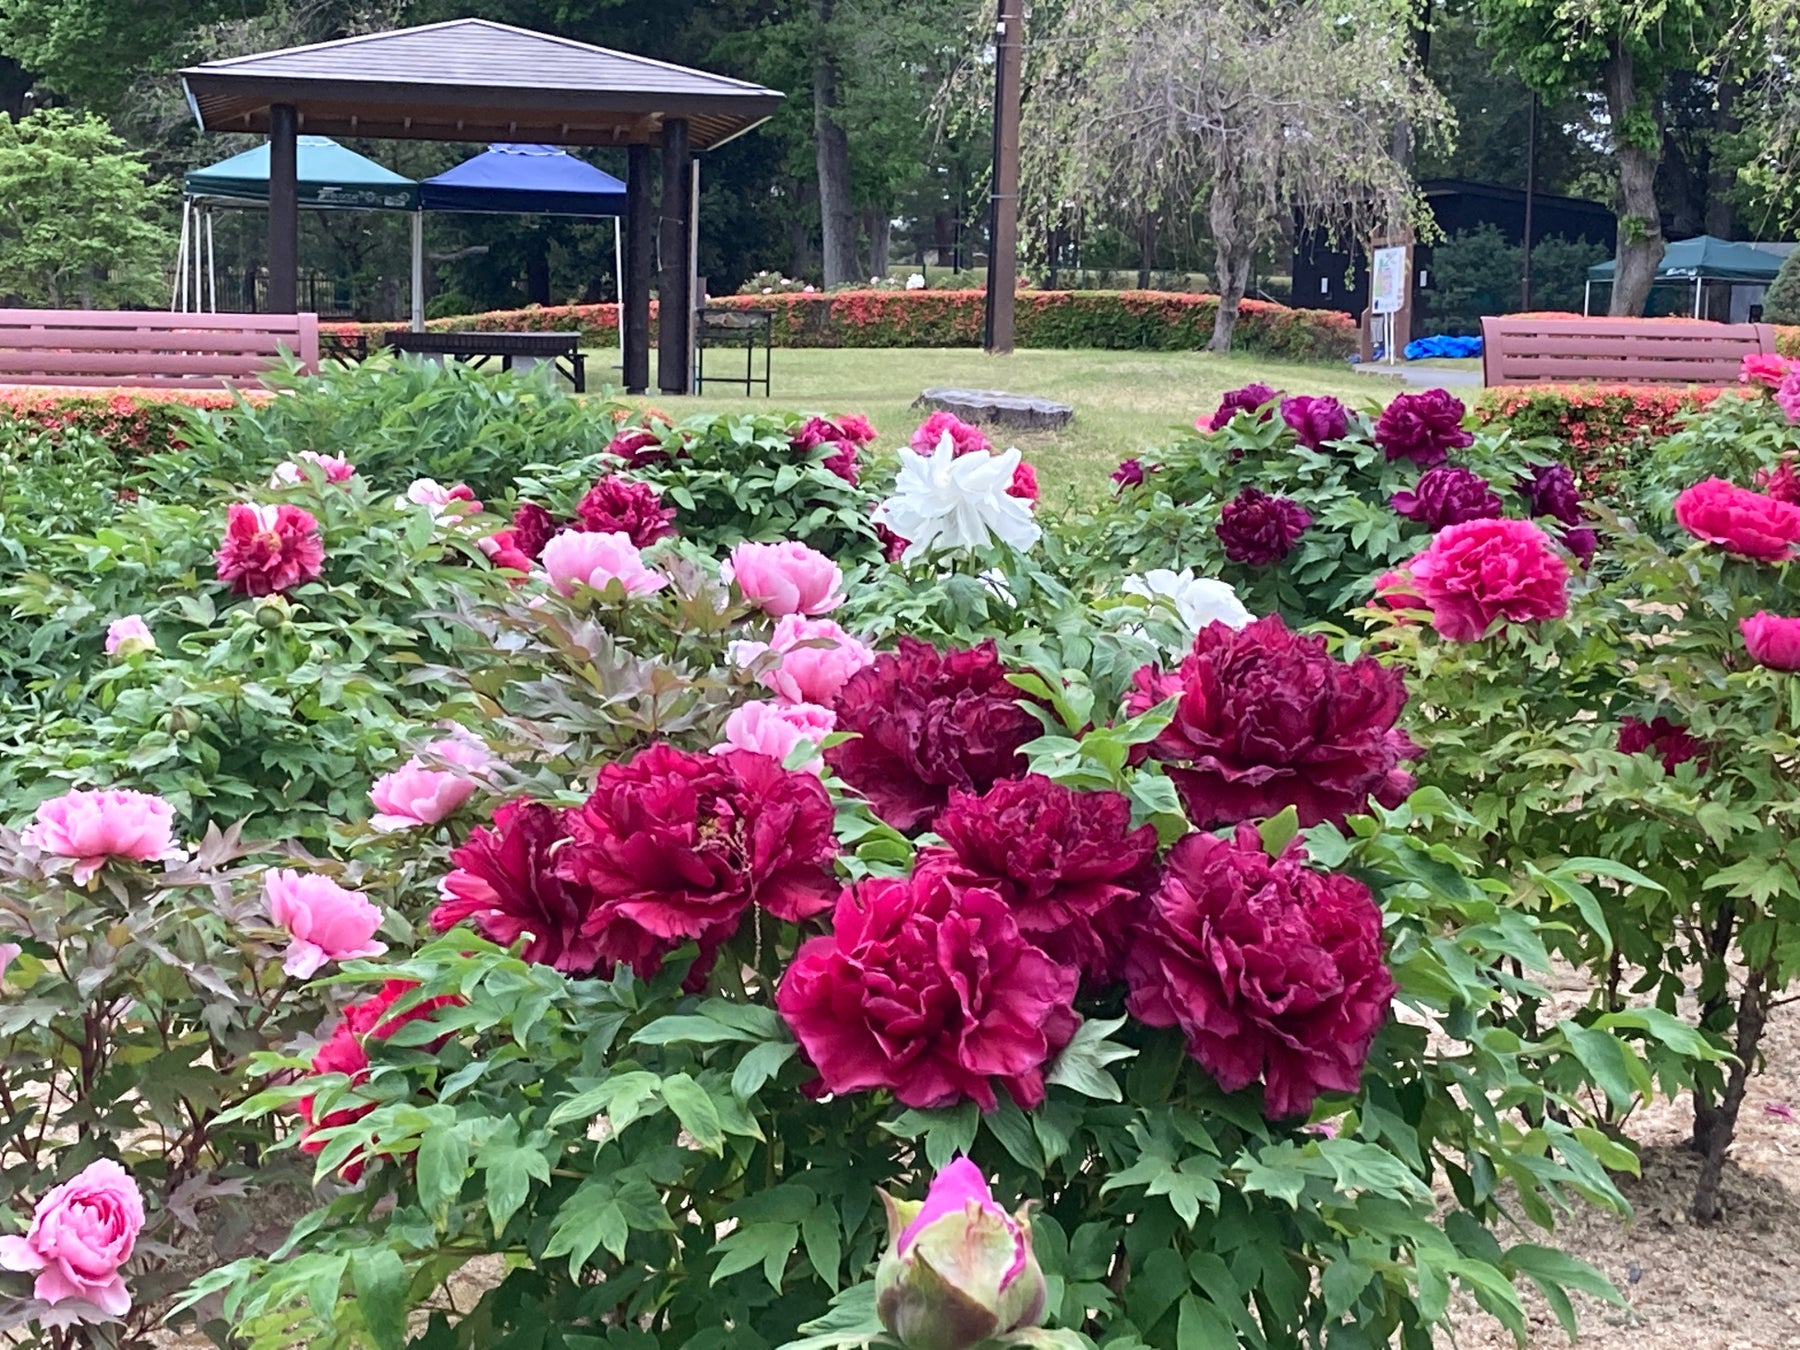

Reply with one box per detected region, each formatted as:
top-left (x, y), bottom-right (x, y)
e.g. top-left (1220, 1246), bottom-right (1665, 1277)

top-left (912, 387), bottom-right (1074, 431)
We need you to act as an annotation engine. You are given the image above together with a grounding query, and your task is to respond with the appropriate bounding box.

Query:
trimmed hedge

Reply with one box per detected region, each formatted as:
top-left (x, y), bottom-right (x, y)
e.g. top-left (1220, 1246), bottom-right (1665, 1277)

top-left (328, 289), bottom-right (1360, 363)
top-left (0, 388), bottom-right (243, 458)
top-left (1474, 383), bottom-right (1743, 486)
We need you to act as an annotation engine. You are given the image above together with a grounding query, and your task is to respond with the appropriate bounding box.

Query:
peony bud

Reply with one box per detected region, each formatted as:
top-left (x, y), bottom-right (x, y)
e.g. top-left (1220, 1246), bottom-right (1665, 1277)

top-left (874, 1158), bottom-right (1046, 1350)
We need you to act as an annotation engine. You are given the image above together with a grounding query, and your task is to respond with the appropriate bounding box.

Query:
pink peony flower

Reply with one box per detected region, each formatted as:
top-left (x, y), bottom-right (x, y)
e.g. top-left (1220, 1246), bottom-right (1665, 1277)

top-left (1778, 370), bottom-right (1800, 423)
top-left (271, 451), bottom-right (356, 486)
top-left (1741, 611), bottom-right (1800, 670)
top-left (215, 503), bottom-right (325, 596)
top-left (0, 1159), bottom-right (144, 1316)
top-left (540, 530), bottom-right (667, 598)
top-left (416, 727), bottom-right (496, 776)
top-left (1406, 517), bottom-right (1570, 641)
top-left (1742, 353), bottom-right (1793, 390)
top-left (732, 615), bottom-right (876, 705)
top-left (103, 615), bottom-right (154, 658)
top-left (726, 540), bottom-right (845, 616)
top-left (712, 700), bottom-right (836, 770)
top-left (479, 529), bottom-right (535, 574)
top-left (21, 788), bottom-right (176, 884)
top-left (0, 942), bottom-right (18, 981)
top-left (265, 868), bottom-right (387, 979)
top-left (912, 411), bottom-right (991, 457)
top-left (368, 764), bottom-right (478, 832)
top-left (402, 478), bottom-right (482, 516)
top-left (1674, 478), bottom-right (1800, 562)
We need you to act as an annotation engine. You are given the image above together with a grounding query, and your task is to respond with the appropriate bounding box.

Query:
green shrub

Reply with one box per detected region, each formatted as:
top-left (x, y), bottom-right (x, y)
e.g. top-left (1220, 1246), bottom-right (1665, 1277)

top-left (1763, 246), bottom-right (1800, 324)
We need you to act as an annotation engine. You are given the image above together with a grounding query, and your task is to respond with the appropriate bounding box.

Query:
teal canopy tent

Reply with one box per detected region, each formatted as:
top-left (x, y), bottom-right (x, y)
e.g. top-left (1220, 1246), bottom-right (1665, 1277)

top-left (175, 136), bottom-right (418, 315)
top-left (1584, 235), bottom-right (1783, 317)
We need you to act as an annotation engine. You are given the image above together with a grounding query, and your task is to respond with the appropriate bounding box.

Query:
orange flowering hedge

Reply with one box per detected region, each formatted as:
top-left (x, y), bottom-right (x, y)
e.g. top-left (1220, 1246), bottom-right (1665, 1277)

top-left (1474, 383), bottom-right (1750, 486)
top-left (331, 289), bottom-right (1360, 363)
top-left (0, 388), bottom-right (245, 457)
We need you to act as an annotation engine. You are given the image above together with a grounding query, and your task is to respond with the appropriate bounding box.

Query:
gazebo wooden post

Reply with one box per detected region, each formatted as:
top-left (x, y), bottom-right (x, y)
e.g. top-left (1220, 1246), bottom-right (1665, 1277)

top-left (268, 103), bottom-right (299, 314)
top-left (624, 143), bottom-right (654, 394)
top-left (658, 118), bottom-right (693, 396)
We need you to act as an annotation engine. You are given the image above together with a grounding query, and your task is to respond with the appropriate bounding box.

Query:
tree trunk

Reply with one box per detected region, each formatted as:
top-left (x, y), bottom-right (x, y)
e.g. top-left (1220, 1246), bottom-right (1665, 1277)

top-left (1207, 185), bottom-right (1254, 353)
top-left (1602, 41), bottom-right (1665, 317)
top-left (1137, 212), bottom-right (1157, 289)
top-left (865, 209), bottom-right (891, 279)
top-left (789, 177), bottom-right (816, 279)
top-left (1706, 77), bottom-right (1740, 240)
top-left (1692, 971), bottom-right (1769, 1223)
top-left (812, 0), bottom-right (859, 287)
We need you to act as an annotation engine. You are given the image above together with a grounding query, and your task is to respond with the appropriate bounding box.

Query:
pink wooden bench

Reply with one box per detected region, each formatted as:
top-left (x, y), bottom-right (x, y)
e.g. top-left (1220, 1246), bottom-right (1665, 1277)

top-left (1481, 315), bottom-right (1777, 387)
top-left (0, 310), bottom-right (319, 389)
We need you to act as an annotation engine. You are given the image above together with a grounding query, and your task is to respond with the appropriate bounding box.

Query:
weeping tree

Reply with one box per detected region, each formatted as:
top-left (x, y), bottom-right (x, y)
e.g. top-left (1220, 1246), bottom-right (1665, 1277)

top-left (1019, 0), bottom-right (1450, 351)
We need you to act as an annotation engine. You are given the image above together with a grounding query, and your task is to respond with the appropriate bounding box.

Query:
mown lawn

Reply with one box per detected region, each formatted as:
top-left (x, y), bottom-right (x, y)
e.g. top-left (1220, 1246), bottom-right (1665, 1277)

top-left (596, 347), bottom-right (1394, 502)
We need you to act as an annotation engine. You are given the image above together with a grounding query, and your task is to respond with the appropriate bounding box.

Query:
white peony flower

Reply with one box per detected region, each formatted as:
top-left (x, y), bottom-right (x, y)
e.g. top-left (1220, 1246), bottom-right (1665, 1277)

top-left (873, 435), bottom-right (1042, 563)
top-left (1122, 568), bottom-right (1252, 636)
top-left (906, 273), bottom-right (927, 290)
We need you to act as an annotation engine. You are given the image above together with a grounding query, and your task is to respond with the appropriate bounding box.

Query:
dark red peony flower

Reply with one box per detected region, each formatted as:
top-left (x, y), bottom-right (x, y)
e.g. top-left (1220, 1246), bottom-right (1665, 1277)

top-left (298, 979), bottom-right (463, 1179)
top-left (792, 416), bottom-right (863, 484)
top-left (1674, 477), bottom-right (1800, 562)
top-left (1390, 466), bottom-right (1502, 530)
top-left (1216, 488), bottom-right (1311, 565)
top-left (574, 476), bottom-right (677, 547)
top-left (1562, 525), bottom-right (1599, 568)
top-left (430, 800), bottom-right (604, 974)
top-left (607, 427), bottom-right (672, 468)
top-left (1756, 454), bottom-right (1800, 505)
top-left (557, 744), bottom-right (839, 980)
top-left (1618, 715), bottom-right (1708, 774)
top-left (1129, 615), bottom-right (1419, 829)
top-left (875, 523), bottom-right (909, 563)
top-left (915, 774), bottom-right (1157, 982)
top-left (1111, 458), bottom-right (1146, 490)
top-left (510, 502), bottom-right (563, 560)
top-left (826, 638), bottom-right (1045, 833)
top-left (1280, 395), bottom-right (1350, 450)
top-left (215, 502), bottom-right (325, 596)
top-left (1520, 462), bottom-right (1582, 526)
top-left (1126, 825), bottom-right (1395, 1119)
top-left (777, 870), bottom-right (1079, 1110)
top-left (1374, 389), bottom-right (1473, 467)
top-left (1207, 384), bottom-right (1282, 432)
top-left (1406, 517), bottom-right (1570, 641)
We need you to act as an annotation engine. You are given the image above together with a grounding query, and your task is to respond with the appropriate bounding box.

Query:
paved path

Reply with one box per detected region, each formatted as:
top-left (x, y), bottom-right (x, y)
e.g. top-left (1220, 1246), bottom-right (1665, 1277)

top-left (1351, 363), bottom-right (1483, 388)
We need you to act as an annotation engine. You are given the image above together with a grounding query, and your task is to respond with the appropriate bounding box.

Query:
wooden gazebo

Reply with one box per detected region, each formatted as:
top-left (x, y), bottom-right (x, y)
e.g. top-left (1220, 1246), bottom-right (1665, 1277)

top-left (180, 18), bottom-right (784, 394)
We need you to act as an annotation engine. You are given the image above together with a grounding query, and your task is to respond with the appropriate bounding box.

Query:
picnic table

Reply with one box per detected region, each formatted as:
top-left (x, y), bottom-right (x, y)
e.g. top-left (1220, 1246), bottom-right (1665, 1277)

top-left (384, 330), bottom-right (586, 391)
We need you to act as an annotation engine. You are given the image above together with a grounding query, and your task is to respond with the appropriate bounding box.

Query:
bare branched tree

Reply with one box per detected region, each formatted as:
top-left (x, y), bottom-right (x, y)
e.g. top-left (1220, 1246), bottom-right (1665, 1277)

top-left (1021, 0), bottom-right (1452, 350)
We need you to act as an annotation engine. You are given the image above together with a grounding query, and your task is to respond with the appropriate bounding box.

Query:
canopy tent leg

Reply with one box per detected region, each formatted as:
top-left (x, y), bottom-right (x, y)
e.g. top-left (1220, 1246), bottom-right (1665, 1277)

top-left (657, 118), bottom-right (693, 396)
top-left (613, 215), bottom-right (625, 383)
top-left (623, 143), bottom-right (653, 394)
top-left (411, 211), bottom-right (425, 332)
top-left (689, 157), bottom-right (701, 389)
top-left (1583, 280), bottom-right (1591, 316)
top-left (205, 208), bottom-right (217, 312)
top-left (1694, 277), bottom-right (1704, 319)
top-left (268, 103), bottom-right (299, 314)
top-left (174, 199), bottom-right (191, 311)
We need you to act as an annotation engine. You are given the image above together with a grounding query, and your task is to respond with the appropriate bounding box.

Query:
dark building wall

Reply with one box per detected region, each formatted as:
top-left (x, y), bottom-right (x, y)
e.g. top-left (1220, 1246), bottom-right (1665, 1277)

top-left (1291, 179), bottom-right (1616, 320)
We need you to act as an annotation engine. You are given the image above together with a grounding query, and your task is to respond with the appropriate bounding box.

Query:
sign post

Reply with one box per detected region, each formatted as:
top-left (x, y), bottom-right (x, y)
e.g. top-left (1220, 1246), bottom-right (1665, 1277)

top-left (1370, 244), bottom-right (1408, 366)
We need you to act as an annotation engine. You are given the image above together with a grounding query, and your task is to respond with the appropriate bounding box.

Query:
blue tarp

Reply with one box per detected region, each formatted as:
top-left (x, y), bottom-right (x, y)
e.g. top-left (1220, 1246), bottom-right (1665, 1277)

top-left (419, 143), bottom-right (627, 218)
top-left (1406, 335), bottom-right (1484, 360)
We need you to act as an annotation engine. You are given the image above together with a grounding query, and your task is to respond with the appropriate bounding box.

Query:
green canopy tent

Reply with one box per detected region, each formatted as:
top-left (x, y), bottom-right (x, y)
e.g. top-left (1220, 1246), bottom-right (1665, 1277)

top-left (175, 135), bottom-right (418, 316)
top-left (1584, 235), bottom-right (1783, 317)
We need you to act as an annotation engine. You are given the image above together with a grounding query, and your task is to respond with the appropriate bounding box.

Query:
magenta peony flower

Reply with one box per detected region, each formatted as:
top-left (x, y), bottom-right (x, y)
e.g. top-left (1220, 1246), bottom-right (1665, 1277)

top-left (574, 476), bottom-right (676, 547)
top-left (1618, 715), bottom-right (1707, 774)
top-left (777, 869), bottom-right (1079, 1110)
top-left (1756, 455), bottom-right (1800, 505)
top-left (915, 774), bottom-right (1156, 982)
top-left (712, 700), bottom-right (836, 770)
top-left (606, 426), bottom-right (672, 468)
top-left (1215, 488), bottom-right (1311, 565)
top-left (104, 615), bottom-right (154, 658)
top-left (1207, 383), bottom-right (1282, 431)
top-left (1520, 462), bottom-right (1582, 526)
top-left (1742, 353), bottom-right (1792, 390)
top-left (1778, 370), bottom-right (1800, 424)
top-left (1390, 466), bottom-right (1502, 530)
top-left (0, 1159), bottom-right (144, 1316)
top-left (215, 502), bottom-right (324, 596)
top-left (1130, 615), bottom-right (1418, 829)
top-left (1741, 611), bottom-right (1800, 670)
top-left (367, 763), bottom-right (478, 832)
top-left (912, 411), bottom-right (992, 457)
top-left (1373, 389), bottom-right (1473, 467)
top-left (1674, 478), bottom-right (1800, 562)
top-left (540, 530), bottom-right (667, 598)
top-left (837, 413), bottom-right (878, 445)
top-left (726, 540), bottom-right (845, 616)
top-left (479, 529), bottom-right (535, 574)
top-left (1127, 824), bottom-right (1395, 1119)
top-left (22, 788), bottom-right (177, 884)
top-left (1406, 517), bottom-right (1570, 641)
top-left (265, 868), bottom-right (386, 978)
top-left (732, 615), bottom-right (875, 705)
top-left (557, 745), bottom-right (839, 980)
top-left (1280, 395), bottom-right (1350, 450)
top-left (826, 638), bottom-right (1045, 833)
top-left (299, 980), bottom-right (461, 1181)
top-left (271, 450), bottom-right (356, 486)
top-left (1111, 458), bottom-right (1146, 490)
top-left (792, 416), bottom-right (867, 484)
top-left (431, 801), bottom-right (605, 973)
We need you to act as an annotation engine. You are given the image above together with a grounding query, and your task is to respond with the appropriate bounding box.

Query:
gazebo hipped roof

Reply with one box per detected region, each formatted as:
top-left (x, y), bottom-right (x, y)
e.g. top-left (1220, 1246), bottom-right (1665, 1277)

top-left (180, 17), bottom-right (784, 150)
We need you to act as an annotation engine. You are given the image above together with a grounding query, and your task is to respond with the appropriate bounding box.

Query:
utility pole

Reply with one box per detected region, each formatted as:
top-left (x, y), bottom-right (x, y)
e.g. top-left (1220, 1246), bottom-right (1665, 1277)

top-left (1521, 93), bottom-right (1538, 311)
top-left (984, 0), bottom-right (1023, 353)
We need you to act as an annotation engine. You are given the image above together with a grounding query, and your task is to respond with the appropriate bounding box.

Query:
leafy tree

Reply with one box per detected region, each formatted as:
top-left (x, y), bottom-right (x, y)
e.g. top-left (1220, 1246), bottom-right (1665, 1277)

top-left (1020, 0), bottom-right (1448, 352)
top-left (0, 108), bottom-right (174, 307)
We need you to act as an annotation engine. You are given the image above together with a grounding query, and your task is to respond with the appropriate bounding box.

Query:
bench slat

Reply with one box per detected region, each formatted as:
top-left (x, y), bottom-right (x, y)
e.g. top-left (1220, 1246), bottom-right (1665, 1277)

top-left (0, 352), bottom-right (297, 377)
top-left (0, 309), bottom-right (310, 333)
top-left (0, 330), bottom-right (315, 355)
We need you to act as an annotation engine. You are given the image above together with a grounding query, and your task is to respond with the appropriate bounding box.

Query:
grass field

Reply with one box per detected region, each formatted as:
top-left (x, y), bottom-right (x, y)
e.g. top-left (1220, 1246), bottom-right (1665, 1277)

top-left (598, 347), bottom-right (1392, 501)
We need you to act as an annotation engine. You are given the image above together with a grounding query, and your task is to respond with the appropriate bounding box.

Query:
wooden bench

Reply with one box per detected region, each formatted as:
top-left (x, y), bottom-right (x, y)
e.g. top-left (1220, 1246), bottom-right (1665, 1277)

top-left (0, 310), bottom-right (319, 389)
top-left (1480, 315), bottom-right (1778, 387)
